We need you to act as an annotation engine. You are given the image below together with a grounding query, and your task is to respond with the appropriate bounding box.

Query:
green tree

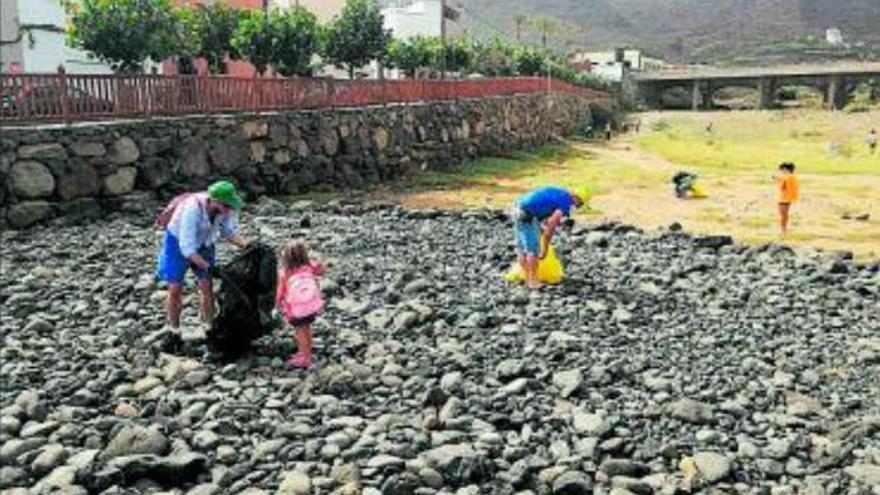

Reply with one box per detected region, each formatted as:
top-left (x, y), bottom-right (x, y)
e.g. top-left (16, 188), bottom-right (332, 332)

top-left (273, 7), bottom-right (321, 77)
top-left (514, 45), bottom-right (548, 76)
top-left (385, 36), bottom-right (439, 78)
top-left (469, 38), bottom-right (516, 76)
top-left (323, 0), bottom-right (390, 79)
top-left (232, 8), bottom-right (320, 77)
top-left (178, 3), bottom-right (242, 74)
top-left (232, 10), bottom-right (275, 76)
top-left (62, 0), bottom-right (179, 73)
top-left (438, 38), bottom-right (472, 74)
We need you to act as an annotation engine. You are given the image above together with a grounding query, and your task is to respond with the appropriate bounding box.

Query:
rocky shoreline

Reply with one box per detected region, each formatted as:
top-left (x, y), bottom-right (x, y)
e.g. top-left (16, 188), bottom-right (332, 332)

top-left (1, 199), bottom-right (878, 495)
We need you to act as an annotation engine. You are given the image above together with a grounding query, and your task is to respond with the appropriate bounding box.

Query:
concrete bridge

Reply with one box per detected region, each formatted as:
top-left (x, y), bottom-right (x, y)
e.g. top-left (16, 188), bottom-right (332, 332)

top-left (632, 63), bottom-right (880, 110)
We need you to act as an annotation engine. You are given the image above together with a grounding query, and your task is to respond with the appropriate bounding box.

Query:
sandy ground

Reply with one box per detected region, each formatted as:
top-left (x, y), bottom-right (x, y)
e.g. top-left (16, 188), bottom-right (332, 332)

top-left (391, 136), bottom-right (880, 261)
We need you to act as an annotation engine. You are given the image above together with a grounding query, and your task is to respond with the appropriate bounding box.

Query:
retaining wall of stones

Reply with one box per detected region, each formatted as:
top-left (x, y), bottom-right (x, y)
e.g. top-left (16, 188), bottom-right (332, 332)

top-left (0, 93), bottom-right (593, 228)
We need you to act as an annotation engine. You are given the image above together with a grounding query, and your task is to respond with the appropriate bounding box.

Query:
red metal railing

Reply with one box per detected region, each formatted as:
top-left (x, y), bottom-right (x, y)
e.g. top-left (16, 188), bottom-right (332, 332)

top-left (0, 67), bottom-right (608, 124)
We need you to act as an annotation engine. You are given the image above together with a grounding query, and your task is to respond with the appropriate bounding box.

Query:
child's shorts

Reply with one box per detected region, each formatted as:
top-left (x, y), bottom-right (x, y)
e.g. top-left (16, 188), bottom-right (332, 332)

top-left (287, 314), bottom-right (317, 327)
top-left (156, 231), bottom-right (216, 285)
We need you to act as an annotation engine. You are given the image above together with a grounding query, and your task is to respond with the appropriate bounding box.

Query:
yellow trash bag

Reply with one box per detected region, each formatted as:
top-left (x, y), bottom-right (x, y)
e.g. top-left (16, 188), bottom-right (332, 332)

top-left (689, 183), bottom-right (708, 199)
top-left (504, 242), bottom-right (565, 285)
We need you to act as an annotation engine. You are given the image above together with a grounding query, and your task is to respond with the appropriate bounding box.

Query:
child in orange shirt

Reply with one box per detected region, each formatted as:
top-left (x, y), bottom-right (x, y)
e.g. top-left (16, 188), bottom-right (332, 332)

top-left (775, 162), bottom-right (799, 235)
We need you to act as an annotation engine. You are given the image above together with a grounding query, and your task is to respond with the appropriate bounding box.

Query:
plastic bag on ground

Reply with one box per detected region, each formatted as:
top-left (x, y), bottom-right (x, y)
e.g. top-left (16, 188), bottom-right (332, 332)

top-left (504, 244), bottom-right (565, 285)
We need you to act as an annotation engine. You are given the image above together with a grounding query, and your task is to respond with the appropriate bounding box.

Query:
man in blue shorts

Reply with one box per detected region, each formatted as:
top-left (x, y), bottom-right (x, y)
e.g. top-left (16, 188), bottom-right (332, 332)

top-left (156, 181), bottom-right (250, 331)
top-left (512, 186), bottom-right (589, 289)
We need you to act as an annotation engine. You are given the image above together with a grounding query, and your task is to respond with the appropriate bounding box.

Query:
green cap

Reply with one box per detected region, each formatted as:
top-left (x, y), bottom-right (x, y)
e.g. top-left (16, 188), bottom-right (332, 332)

top-left (207, 180), bottom-right (243, 210)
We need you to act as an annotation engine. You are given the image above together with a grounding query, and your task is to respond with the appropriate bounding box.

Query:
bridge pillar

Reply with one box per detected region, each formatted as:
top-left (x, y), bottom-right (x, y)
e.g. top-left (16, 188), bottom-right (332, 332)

top-left (691, 80), bottom-right (710, 111)
top-left (758, 77), bottom-right (776, 109)
top-left (639, 82), bottom-right (662, 109)
top-left (826, 75), bottom-right (844, 110)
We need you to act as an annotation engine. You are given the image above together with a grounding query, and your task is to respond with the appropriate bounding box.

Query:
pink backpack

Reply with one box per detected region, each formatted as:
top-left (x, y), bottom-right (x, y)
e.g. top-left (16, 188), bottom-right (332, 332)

top-left (155, 193), bottom-right (204, 230)
top-left (283, 272), bottom-right (325, 320)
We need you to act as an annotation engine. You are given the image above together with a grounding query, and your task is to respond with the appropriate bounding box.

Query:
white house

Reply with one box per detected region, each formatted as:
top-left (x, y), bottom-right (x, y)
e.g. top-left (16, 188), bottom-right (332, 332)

top-left (381, 0), bottom-right (443, 39)
top-left (825, 28), bottom-right (844, 46)
top-left (0, 0), bottom-right (112, 73)
top-left (570, 48), bottom-right (644, 83)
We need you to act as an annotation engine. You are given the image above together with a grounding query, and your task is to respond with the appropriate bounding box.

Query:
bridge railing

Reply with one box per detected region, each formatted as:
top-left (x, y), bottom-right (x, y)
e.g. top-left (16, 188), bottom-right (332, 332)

top-left (0, 68), bottom-right (609, 124)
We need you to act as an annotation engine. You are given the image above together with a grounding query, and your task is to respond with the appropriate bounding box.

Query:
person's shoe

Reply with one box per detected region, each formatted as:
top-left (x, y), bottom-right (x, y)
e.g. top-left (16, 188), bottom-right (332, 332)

top-left (286, 353), bottom-right (311, 369)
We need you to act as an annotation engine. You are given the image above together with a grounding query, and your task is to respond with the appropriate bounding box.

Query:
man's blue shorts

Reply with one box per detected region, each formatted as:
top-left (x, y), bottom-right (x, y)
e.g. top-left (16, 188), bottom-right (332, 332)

top-left (156, 231), bottom-right (216, 285)
top-left (513, 210), bottom-right (541, 256)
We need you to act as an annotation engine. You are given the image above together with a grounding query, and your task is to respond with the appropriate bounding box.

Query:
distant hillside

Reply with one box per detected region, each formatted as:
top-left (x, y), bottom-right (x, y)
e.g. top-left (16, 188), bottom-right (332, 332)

top-left (450, 0), bottom-right (880, 65)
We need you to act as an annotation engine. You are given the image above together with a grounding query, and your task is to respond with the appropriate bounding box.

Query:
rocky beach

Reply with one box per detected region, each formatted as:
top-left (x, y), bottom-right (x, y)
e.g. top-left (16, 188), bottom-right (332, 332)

top-left (1, 199), bottom-right (878, 495)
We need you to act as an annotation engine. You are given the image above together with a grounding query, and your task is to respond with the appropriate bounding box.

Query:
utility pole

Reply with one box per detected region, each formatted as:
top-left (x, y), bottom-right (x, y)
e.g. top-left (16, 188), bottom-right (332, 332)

top-left (441, 0), bottom-right (447, 79)
top-left (515, 15), bottom-right (525, 42)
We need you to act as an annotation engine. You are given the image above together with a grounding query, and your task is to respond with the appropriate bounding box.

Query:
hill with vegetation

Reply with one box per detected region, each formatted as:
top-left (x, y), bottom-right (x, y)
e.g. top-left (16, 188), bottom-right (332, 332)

top-left (451, 0), bottom-right (880, 65)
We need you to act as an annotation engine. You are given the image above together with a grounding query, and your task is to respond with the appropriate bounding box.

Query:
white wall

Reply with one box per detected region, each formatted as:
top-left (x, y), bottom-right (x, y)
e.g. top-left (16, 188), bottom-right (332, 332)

top-left (1, 0), bottom-right (24, 70)
top-left (592, 64), bottom-right (624, 82)
top-left (7, 0), bottom-right (111, 73)
top-left (382, 0), bottom-right (442, 39)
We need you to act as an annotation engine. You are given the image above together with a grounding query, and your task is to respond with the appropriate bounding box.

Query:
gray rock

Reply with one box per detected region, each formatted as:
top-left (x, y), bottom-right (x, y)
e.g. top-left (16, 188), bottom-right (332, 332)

top-left (69, 142), bottom-right (106, 157)
top-left (0, 466), bottom-right (27, 489)
top-left (180, 141), bottom-right (210, 177)
top-left (0, 416), bottom-right (21, 436)
top-left (14, 390), bottom-right (45, 420)
top-left (419, 467), bottom-right (444, 488)
top-left (693, 452), bottom-right (731, 484)
top-left (845, 464), bottom-right (880, 486)
top-left (7, 201), bottom-right (52, 228)
top-left (277, 470), bottom-right (312, 495)
top-left (99, 424), bottom-right (169, 461)
top-left (421, 444), bottom-right (489, 482)
top-left (140, 137), bottom-right (173, 156)
top-left (18, 143), bottom-right (67, 160)
top-left (667, 399), bottom-right (715, 424)
top-left (553, 470), bottom-right (593, 494)
top-left (31, 444), bottom-right (68, 476)
top-left (0, 437), bottom-right (46, 463)
top-left (552, 369), bottom-right (583, 398)
top-left (9, 161), bottom-right (55, 198)
top-left (193, 430), bottom-right (220, 450)
top-left (186, 483), bottom-right (221, 495)
top-left (573, 411), bottom-right (614, 438)
top-left (598, 459), bottom-right (650, 477)
top-left (440, 371), bottom-right (464, 395)
top-left (496, 359), bottom-right (525, 380)
top-left (102, 166), bottom-right (137, 196)
top-left (763, 438), bottom-right (792, 460)
top-left (57, 162), bottom-right (99, 200)
top-left (110, 137), bottom-right (140, 165)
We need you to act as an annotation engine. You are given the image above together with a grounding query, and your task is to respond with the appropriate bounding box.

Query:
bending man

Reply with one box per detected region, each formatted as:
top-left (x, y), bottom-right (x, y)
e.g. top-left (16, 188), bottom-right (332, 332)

top-left (156, 181), bottom-right (249, 331)
top-left (512, 186), bottom-right (588, 289)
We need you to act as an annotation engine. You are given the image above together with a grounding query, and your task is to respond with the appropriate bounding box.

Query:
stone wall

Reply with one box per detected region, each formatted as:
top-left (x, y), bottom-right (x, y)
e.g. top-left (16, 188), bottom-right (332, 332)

top-left (0, 93), bottom-right (593, 228)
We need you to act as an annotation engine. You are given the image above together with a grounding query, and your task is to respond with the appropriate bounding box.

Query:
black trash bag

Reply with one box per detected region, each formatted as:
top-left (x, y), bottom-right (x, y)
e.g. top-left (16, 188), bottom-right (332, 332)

top-left (208, 242), bottom-right (278, 360)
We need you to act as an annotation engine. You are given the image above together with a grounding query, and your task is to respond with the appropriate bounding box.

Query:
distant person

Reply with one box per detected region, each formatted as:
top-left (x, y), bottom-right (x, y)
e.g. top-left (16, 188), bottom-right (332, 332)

top-left (276, 242), bottom-right (326, 369)
top-left (512, 186), bottom-right (589, 290)
top-left (605, 122), bottom-right (612, 140)
top-left (827, 141), bottom-right (840, 157)
top-left (774, 162), bottom-right (799, 235)
top-left (155, 181), bottom-right (249, 332)
top-left (868, 129), bottom-right (877, 154)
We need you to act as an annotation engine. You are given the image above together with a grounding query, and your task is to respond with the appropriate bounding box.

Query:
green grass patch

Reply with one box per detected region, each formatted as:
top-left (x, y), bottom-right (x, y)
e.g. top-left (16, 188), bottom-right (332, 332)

top-left (639, 110), bottom-right (880, 176)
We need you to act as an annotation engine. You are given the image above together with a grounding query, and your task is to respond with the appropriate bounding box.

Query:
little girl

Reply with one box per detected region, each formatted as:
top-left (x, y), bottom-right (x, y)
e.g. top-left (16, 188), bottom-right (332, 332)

top-left (275, 242), bottom-right (326, 369)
